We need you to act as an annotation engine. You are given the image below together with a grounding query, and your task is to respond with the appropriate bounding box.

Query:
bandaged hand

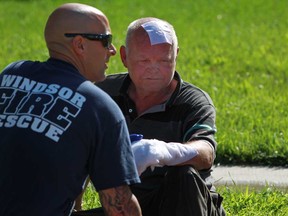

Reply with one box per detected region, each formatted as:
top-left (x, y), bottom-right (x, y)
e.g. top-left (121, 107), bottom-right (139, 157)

top-left (131, 138), bottom-right (198, 175)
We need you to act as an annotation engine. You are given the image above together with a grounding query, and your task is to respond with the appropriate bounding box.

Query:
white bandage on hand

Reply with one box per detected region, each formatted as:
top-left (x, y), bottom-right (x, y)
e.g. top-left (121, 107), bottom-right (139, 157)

top-left (131, 139), bottom-right (198, 175)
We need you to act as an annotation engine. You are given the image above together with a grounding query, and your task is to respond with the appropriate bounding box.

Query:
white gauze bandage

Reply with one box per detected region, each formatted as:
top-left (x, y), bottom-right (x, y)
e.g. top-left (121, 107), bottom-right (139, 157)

top-left (131, 139), bottom-right (199, 175)
top-left (141, 21), bottom-right (173, 45)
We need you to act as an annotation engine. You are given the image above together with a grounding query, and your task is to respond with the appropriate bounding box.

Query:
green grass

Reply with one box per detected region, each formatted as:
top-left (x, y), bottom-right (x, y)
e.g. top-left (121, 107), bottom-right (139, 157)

top-left (82, 184), bottom-right (288, 215)
top-left (1, 0), bottom-right (287, 166)
top-left (218, 186), bottom-right (288, 215)
top-left (1, 0), bottom-right (287, 214)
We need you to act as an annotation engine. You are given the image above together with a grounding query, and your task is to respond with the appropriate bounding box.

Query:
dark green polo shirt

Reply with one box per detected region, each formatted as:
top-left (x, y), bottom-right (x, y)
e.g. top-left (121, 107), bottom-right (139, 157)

top-left (97, 71), bottom-right (217, 190)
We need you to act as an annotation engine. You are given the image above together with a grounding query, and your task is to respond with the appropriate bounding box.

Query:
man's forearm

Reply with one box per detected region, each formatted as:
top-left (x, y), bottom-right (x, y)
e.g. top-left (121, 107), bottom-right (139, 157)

top-left (99, 185), bottom-right (142, 216)
top-left (184, 140), bottom-right (215, 170)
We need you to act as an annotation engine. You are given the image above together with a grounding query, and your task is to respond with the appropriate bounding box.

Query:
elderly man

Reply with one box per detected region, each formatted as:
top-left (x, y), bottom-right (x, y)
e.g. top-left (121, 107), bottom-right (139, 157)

top-left (97, 17), bottom-right (225, 216)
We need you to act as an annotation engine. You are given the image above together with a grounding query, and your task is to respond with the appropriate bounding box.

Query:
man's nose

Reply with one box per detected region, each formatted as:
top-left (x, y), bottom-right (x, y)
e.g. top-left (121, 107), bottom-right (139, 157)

top-left (108, 44), bottom-right (117, 56)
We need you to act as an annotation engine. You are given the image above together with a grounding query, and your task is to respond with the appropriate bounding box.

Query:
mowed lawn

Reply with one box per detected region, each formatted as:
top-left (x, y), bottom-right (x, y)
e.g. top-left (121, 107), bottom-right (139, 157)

top-left (1, 0), bottom-right (287, 215)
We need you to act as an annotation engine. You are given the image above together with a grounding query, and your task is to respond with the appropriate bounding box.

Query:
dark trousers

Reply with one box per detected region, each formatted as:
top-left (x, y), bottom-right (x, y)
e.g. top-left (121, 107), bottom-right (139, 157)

top-left (132, 166), bottom-right (225, 216)
top-left (72, 166), bottom-right (225, 216)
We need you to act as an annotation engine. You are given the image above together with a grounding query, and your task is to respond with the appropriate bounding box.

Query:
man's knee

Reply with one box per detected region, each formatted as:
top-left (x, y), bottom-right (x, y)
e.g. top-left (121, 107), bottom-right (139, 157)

top-left (166, 166), bottom-right (202, 183)
top-left (166, 165), bottom-right (198, 176)
top-left (164, 165), bottom-right (205, 193)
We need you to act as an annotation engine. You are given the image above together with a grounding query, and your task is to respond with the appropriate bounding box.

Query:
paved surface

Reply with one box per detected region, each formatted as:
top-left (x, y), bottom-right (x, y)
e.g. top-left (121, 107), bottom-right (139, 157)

top-left (211, 165), bottom-right (288, 189)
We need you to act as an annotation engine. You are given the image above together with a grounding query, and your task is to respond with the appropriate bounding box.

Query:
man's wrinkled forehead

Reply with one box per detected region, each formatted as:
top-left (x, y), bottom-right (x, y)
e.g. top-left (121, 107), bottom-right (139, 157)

top-left (141, 21), bottom-right (173, 45)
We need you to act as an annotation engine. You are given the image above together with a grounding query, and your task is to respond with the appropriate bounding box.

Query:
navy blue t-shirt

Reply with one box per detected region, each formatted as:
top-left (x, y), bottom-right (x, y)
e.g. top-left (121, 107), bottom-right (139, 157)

top-left (0, 59), bottom-right (140, 216)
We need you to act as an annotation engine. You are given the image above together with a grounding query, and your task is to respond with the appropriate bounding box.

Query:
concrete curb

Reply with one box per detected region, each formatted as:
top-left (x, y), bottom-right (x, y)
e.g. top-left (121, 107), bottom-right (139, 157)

top-left (211, 165), bottom-right (288, 189)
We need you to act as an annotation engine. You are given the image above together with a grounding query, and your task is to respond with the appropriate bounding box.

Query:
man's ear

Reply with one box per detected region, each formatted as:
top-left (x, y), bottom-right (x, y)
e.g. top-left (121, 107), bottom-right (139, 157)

top-left (120, 45), bottom-right (128, 68)
top-left (72, 36), bottom-right (85, 55)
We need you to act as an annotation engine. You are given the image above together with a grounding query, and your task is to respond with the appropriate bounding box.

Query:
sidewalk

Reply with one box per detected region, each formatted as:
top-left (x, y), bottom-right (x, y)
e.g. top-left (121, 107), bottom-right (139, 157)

top-left (211, 165), bottom-right (288, 189)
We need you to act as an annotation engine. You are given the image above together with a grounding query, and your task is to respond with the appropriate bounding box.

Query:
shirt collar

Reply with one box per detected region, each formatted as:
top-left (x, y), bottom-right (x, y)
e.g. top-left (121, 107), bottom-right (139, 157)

top-left (119, 71), bottom-right (183, 108)
top-left (47, 58), bottom-right (79, 72)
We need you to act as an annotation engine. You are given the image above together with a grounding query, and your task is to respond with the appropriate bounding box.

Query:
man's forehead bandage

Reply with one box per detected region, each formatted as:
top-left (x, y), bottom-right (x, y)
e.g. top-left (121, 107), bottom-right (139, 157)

top-left (141, 21), bottom-right (173, 45)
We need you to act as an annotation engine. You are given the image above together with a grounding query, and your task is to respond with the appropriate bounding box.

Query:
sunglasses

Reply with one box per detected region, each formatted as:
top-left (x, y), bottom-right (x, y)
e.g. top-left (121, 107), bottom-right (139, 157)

top-left (64, 33), bottom-right (112, 49)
